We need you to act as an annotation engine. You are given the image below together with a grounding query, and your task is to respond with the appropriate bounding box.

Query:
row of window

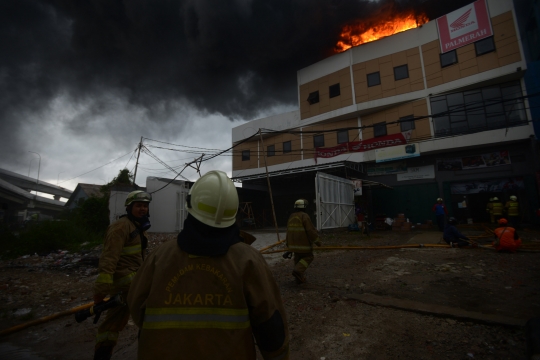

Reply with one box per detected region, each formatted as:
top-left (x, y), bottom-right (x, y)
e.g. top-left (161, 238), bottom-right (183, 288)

top-left (240, 120), bottom-right (416, 161)
top-left (367, 37), bottom-right (496, 87)
top-left (307, 83), bottom-right (341, 105)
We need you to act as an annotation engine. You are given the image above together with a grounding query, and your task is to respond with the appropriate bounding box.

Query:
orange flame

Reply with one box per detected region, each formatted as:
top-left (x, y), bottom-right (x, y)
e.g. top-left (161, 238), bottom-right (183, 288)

top-left (335, 13), bottom-right (429, 52)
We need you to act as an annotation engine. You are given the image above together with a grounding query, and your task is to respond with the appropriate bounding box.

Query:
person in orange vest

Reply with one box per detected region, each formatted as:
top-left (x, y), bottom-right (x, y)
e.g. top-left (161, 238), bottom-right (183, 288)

top-left (493, 218), bottom-right (522, 252)
top-left (504, 195), bottom-right (520, 228)
top-left (491, 197), bottom-right (504, 223)
top-left (486, 198), bottom-right (494, 223)
top-left (286, 199), bottom-right (321, 284)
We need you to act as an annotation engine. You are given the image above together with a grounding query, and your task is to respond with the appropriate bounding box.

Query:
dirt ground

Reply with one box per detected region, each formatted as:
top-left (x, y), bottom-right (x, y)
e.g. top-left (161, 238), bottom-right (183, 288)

top-left (1, 227), bottom-right (539, 359)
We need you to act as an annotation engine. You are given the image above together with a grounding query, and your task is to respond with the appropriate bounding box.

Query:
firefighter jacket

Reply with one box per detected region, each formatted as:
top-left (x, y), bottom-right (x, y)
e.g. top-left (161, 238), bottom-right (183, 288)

top-left (486, 202), bottom-right (493, 213)
top-left (286, 211), bottom-right (320, 254)
top-left (127, 217), bottom-right (289, 360)
top-left (94, 216), bottom-right (145, 297)
top-left (491, 202), bottom-right (504, 216)
top-left (494, 226), bottom-right (521, 249)
top-left (505, 200), bottom-right (519, 216)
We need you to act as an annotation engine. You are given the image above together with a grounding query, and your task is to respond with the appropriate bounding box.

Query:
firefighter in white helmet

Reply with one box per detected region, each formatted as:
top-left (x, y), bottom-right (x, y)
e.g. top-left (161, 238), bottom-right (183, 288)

top-left (491, 197), bottom-right (504, 223)
top-left (431, 198), bottom-right (448, 232)
top-left (286, 199), bottom-right (321, 284)
top-left (93, 190), bottom-right (152, 360)
top-left (504, 195), bottom-right (520, 228)
top-left (127, 170), bottom-right (289, 360)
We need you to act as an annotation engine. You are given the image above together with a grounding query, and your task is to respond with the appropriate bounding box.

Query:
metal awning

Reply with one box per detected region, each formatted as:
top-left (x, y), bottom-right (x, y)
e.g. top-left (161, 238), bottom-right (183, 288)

top-left (350, 178), bottom-right (393, 189)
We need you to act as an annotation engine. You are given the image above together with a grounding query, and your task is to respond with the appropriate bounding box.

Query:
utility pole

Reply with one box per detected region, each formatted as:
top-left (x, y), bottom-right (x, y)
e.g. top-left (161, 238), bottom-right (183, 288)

top-left (132, 137), bottom-right (143, 187)
top-left (258, 129), bottom-right (281, 243)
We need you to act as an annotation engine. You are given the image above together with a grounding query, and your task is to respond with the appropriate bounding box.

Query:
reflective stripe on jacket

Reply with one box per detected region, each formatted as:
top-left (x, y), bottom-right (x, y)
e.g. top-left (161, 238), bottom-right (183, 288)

top-left (94, 216), bottom-right (144, 297)
top-left (505, 201), bottom-right (519, 216)
top-left (286, 211), bottom-right (319, 254)
top-left (491, 202), bottom-right (504, 216)
top-left (127, 240), bottom-right (290, 360)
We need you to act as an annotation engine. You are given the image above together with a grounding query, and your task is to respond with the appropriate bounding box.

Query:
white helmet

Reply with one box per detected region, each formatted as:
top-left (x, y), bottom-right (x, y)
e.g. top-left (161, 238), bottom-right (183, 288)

top-left (437, 198), bottom-right (443, 202)
top-left (186, 170), bottom-right (239, 228)
top-left (510, 195), bottom-right (517, 201)
top-left (125, 190), bottom-right (152, 207)
top-left (294, 199), bottom-right (308, 209)
top-left (492, 197), bottom-right (499, 201)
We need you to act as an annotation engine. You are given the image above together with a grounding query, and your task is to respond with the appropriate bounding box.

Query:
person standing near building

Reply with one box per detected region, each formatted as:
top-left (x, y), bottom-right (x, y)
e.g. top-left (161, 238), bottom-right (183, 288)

top-left (486, 197), bottom-right (494, 223)
top-left (493, 218), bottom-right (522, 252)
top-left (93, 190), bottom-right (152, 360)
top-left (431, 198), bottom-right (448, 232)
top-left (127, 171), bottom-right (289, 360)
top-left (504, 195), bottom-right (520, 228)
top-left (286, 199), bottom-right (321, 284)
top-left (491, 197), bottom-right (504, 223)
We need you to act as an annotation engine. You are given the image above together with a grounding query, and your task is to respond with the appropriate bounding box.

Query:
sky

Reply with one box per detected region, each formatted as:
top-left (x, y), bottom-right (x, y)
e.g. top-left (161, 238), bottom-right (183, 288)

top-left (1, 0), bottom-right (474, 199)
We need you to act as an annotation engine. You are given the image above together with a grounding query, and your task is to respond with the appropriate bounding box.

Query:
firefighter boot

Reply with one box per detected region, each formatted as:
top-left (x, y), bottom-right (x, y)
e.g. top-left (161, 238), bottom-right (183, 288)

top-left (292, 271), bottom-right (305, 284)
top-left (94, 345), bottom-right (114, 360)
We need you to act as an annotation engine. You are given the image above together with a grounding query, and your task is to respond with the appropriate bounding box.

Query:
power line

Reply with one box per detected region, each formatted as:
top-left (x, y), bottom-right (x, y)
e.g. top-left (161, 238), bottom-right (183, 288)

top-left (58, 151), bottom-right (134, 184)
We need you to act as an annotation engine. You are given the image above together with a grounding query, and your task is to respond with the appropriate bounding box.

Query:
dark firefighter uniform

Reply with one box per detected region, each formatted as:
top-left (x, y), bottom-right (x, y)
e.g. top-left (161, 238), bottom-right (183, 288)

top-left (127, 234), bottom-right (289, 360)
top-left (93, 216), bottom-right (146, 349)
top-left (286, 211), bottom-right (321, 283)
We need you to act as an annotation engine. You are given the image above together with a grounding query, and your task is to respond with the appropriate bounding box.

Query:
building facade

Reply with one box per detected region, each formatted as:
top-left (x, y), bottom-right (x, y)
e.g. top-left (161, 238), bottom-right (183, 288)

top-left (232, 0), bottom-right (539, 227)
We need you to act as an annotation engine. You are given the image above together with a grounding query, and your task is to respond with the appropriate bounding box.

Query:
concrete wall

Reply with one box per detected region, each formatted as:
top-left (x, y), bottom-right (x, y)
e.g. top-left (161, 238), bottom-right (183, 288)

top-left (145, 177), bottom-right (189, 233)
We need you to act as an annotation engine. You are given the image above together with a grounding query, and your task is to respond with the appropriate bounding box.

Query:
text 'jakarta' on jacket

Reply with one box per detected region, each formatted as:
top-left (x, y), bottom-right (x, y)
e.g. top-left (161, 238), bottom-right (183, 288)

top-left (94, 216), bottom-right (144, 297)
top-left (127, 239), bottom-right (290, 360)
top-left (286, 211), bottom-right (320, 254)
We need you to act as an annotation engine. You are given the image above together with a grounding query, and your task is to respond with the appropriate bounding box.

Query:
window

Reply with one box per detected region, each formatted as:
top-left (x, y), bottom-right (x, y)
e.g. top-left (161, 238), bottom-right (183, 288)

top-left (475, 36), bottom-right (495, 56)
top-left (283, 141), bottom-right (292, 153)
top-left (307, 91), bottom-right (319, 105)
top-left (337, 130), bottom-right (349, 144)
top-left (374, 122), bottom-right (387, 137)
top-left (430, 81), bottom-right (527, 137)
top-left (367, 72), bottom-right (381, 87)
top-left (399, 115), bottom-right (415, 132)
top-left (440, 50), bottom-right (458, 68)
top-left (313, 134), bottom-right (325, 148)
top-left (242, 150), bottom-right (250, 161)
top-left (329, 83), bottom-right (341, 98)
top-left (267, 145), bottom-right (275, 157)
top-left (394, 65), bottom-right (409, 81)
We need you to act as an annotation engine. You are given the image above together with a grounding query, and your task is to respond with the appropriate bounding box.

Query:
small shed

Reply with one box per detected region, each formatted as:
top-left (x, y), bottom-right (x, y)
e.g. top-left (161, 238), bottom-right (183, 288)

top-left (145, 177), bottom-right (191, 233)
top-left (65, 183), bottom-right (103, 210)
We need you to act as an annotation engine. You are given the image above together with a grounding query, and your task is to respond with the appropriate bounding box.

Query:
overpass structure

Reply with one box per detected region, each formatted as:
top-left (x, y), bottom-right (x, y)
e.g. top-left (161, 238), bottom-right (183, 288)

top-left (0, 168), bottom-right (72, 224)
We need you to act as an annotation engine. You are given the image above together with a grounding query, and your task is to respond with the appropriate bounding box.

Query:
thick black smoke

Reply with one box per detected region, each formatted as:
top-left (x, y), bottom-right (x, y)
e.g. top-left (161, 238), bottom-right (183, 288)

top-left (0, 0), bottom-right (473, 155)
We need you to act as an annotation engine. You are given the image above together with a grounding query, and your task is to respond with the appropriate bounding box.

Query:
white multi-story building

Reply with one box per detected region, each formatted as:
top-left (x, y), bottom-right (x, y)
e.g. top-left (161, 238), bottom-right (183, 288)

top-left (232, 0), bottom-right (538, 228)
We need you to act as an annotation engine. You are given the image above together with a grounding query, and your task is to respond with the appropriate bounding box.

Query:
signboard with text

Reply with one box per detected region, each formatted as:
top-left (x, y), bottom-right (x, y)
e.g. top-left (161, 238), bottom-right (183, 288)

top-left (397, 165), bottom-right (435, 181)
top-left (436, 0), bottom-right (493, 53)
top-left (375, 143), bottom-right (420, 163)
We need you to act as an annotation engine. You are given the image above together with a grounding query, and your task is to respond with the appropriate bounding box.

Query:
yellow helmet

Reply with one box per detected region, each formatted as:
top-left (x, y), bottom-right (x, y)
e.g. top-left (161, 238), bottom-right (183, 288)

top-left (510, 195), bottom-right (517, 201)
top-left (186, 170), bottom-right (238, 228)
top-left (493, 197), bottom-right (499, 201)
top-left (125, 190), bottom-right (152, 206)
top-left (294, 199), bottom-right (308, 209)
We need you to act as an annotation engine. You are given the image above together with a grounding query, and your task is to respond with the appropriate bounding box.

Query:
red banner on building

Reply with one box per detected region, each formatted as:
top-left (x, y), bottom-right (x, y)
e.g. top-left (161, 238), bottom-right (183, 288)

top-left (436, 0), bottom-right (493, 53)
top-left (314, 132), bottom-right (409, 162)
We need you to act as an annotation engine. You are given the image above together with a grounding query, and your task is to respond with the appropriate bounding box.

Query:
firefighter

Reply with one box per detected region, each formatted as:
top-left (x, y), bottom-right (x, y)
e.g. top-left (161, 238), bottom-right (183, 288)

top-left (93, 190), bottom-right (152, 360)
top-left (491, 197), bottom-right (504, 223)
top-left (486, 197), bottom-right (494, 223)
top-left (286, 199), bottom-right (321, 284)
top-left (127, 170), bottom-right (289, 360)
top-left (493, 218), bottom-right (522, 252)
top-left (431, 198), bottom-right (448, 232)
top-left (504, 195), bottom-right (520, 228)
top-left (443, 217), bottom-right (471, 247)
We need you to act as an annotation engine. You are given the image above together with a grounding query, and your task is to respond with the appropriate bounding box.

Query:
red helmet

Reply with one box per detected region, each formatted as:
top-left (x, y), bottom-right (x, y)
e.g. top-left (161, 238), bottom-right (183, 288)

top-left (498, 218), bottom-right (508, 225)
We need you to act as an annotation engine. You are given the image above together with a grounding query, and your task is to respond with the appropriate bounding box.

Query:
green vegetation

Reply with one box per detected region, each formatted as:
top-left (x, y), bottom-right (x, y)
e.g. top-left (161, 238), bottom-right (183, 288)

top-left (0, 169), bottom-right (134, 259)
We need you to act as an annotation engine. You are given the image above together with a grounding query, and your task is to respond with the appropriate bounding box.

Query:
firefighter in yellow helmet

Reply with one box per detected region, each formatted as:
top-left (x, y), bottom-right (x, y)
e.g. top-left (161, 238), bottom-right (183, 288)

top-left (504, 195), bottom-right (520, 228)
top-left (286, 199), bottom-right (321, 284)
top-left (486, 197), bottom-right (494, 223)
top-left (491, 197), bottom-right (504, 223)
top-left (127, 170), bottom-right (289, 360)
top-left (93, 190), bottom-right (152, 360)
